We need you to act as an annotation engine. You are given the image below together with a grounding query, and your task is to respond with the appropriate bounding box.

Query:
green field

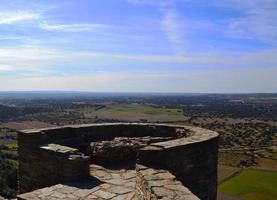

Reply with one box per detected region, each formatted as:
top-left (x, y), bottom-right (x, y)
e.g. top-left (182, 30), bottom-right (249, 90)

top-left (219, 169), bottom-right (277, 200)
top-left (104, 104), bottom-right (182, 116)
top-left (79, 104), bottom-right (185, 122)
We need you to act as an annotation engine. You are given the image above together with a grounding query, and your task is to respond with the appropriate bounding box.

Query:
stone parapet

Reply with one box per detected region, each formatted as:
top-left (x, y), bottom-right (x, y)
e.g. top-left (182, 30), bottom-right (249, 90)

top-left (136, 164), bottom-right (199, 200)
top-left (137, 127), bottom-right (218, 200)
top-left (18, 141), bottom-right (89, 193)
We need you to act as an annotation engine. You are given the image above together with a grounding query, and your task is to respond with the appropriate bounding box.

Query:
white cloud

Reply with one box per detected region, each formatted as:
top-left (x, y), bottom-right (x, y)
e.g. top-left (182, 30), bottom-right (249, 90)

top-left (1, 68), bottom-right (277, 93)
top-left (40, 23), bottom-right (113, 32)
top-left (126, 0), bottom-right (185, 54)
top-left (0, 47), bottom-right (64, 75)
top-left (0, 65), bottom-right (14, 71)
top-left (200, 0), bottom-right (277, 45)
top-left (228, 7), bottom-right (277, 45)
top-left (161, 9), bottom-right (185, 55)
top-left (1, 46), bottom-right (277, 76)
top-left (0, 11), bottom-right (39, 24)
top-left (0, 72), bottom-right (166, 91)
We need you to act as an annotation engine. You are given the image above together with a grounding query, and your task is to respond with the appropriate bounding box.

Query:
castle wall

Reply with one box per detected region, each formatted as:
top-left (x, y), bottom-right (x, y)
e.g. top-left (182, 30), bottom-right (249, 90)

top-left (138, 134), bottom-right (218, 200)
top-left (18, 123), bottom-right (181, 193)
top-left (18, 140), bottom-right (89, 193)
top-left (18, 123), bottom-right (218, 199)
top-left (136, 164), bottom-right (200, 200)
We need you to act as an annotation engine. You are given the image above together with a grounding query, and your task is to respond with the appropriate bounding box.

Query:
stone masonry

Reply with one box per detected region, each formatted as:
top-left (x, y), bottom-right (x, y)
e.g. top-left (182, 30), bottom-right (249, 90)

top-left (17, 123), bottom-right (218, 199)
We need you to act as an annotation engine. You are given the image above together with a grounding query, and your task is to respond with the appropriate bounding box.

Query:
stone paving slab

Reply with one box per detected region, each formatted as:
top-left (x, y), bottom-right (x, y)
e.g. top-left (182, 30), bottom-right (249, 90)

top-left (18, 164), bottom-right (137, 200)
top-left (18, 163), bottom-right (199, 200)
top-left (90, 164), bottom-right (136, 199)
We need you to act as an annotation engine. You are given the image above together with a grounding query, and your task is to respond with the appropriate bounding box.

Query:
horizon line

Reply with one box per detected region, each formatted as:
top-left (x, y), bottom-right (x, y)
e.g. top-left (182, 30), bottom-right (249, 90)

top-left (0, 90), bottom-right (276, 95)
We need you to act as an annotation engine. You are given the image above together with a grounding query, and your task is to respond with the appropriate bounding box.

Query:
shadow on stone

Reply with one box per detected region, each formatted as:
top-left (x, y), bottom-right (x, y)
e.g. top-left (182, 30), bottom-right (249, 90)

top-left (91, 159), bottom-right (136, 170)
top-left (65, 176), bottom-right (103, 189)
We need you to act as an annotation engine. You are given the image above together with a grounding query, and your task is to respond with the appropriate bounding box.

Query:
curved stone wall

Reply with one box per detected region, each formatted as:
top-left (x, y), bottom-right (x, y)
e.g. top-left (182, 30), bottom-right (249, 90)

top-left (18, 123), bottom-right (218, 199)
top-left (137, 127), bottom-right (219, 200)
top-left (136, 164), bottom-right (200, 200)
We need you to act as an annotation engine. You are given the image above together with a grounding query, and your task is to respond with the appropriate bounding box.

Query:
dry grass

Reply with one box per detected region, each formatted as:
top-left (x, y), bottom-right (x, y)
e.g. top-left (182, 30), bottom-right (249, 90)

top-left (219, 152), bottom-right (251, 167)
top-left (253, 158), bottom-right (277, 171)
top-left (218, 165), bottom-right (241, 183)
top-left (79, 104), bottom-right (185, 122)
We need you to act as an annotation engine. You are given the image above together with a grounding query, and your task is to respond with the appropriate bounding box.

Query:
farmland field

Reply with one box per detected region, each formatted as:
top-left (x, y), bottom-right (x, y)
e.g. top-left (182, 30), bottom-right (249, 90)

top-left (218, 165), bottom-right (241, 183)
top-left (0, 93), bottom-right (276, 199)
top-left (253, 158), bottom-right (277, 171)
top-left (218, 152), bottom-right (251, 167)
top-left (219, 169), bottom-right (277, 200)
top-left (76, 104), bottom-right (185, 122)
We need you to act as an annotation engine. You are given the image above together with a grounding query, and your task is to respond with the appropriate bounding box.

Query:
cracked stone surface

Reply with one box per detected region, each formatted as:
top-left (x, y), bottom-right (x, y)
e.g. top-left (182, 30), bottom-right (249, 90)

top-left (18, 164), bottom-right (137, 200)
top-left (136, 165), bottom-right (200, 200)
top-left (17, 163), bottom-right (200, 200)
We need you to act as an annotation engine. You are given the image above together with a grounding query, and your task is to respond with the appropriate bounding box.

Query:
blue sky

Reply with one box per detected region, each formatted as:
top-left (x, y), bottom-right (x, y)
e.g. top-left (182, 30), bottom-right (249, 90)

top-left (0, 0), bottom-right (276, 92)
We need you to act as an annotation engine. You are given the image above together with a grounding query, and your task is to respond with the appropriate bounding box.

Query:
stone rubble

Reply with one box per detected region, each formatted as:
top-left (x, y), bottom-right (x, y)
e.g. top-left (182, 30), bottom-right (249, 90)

top-left (90, 137), bottom-right (173, 162)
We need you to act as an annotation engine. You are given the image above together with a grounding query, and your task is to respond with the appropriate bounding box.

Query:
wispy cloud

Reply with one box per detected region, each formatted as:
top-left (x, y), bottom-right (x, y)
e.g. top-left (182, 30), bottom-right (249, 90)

top-left (126, 0), bottom-right (185, 54)
top-left (1, 45), bottom-right (277, 77)
top-left (0, 36), bottom-right (23, 40)
top-left (200, 0), bottom-right (277, 46)
top-left (0, 0), bottom-right (276, 92)
top-left (0, 47), bottom-right (63, 75)
top-left (0, 65), bottom-right (14, 71)
top-left (161, 9), bottom-right (185, 55)
top-left (1, 68), bottom-right (277, 93)
top-left (228, 6), bottom-right (277, 45)
top-left (0, 11), bottom-right (39, 24)
top-left (126, 0), bottom-right (175, 7)
top-left (40, 23), bottom-right (113, 32)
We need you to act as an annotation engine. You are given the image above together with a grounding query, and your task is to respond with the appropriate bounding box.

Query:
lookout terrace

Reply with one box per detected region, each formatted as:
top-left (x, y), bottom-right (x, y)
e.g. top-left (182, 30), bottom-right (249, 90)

top-left (17, 123), bottom-right (218, 200)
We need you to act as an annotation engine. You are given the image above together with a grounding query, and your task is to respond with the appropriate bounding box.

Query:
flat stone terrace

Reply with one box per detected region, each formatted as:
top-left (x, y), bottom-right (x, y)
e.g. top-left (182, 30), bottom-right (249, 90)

top-left (18, 163), bottom-right (199, 200)
top-left (18, 163), bottom-right (137, 200)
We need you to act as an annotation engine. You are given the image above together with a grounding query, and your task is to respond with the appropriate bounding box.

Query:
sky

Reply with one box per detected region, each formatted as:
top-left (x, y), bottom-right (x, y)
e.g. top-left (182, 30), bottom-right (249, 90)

top-left (0, 0), bottom-right (276, 93)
